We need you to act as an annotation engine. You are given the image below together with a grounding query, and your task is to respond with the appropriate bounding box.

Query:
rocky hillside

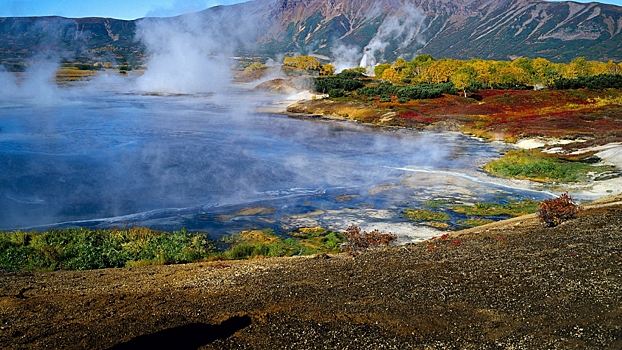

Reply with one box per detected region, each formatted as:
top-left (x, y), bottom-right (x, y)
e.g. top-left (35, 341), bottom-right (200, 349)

top-left (242, 0), bottom-right (622, 62)
top-left (1, 0), bottom-right (621, 68)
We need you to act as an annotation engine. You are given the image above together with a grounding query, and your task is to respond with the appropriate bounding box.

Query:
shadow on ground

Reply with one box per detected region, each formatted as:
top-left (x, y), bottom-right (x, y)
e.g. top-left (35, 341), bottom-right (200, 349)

top-left (108, 315), bottom-right (251, 350)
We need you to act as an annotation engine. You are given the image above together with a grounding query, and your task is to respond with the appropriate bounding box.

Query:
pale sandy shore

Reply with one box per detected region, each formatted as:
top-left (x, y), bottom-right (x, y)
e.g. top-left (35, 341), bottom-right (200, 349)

top-left (254, 91), bottom-right (325, 114)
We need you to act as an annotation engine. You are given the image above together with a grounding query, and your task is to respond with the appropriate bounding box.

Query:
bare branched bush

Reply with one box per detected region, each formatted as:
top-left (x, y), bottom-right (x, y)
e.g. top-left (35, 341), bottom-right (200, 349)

top-left (538, 192), bottom-right (583, 227)
top-left (343, 225), bottom-right (397, 255)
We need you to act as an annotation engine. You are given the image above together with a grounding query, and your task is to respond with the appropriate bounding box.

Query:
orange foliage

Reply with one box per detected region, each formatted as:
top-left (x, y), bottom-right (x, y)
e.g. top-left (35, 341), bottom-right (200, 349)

top-left (389, 89), bottom-right (622, 143)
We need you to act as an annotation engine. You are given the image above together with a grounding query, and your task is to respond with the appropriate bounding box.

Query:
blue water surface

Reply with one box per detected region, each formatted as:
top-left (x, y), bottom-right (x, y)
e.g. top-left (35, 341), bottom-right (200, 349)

top-left (0, 88), bottom-right (549, 237)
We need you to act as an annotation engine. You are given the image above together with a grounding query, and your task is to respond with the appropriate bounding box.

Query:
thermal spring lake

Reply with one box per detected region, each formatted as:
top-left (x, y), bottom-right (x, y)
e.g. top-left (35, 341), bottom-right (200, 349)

top-left (0, 87), bottom-right (551, 241)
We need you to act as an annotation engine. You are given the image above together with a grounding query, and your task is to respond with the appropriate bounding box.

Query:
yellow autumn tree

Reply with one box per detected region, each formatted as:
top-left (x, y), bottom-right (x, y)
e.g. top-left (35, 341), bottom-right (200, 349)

top-left (244, 61), bottom-right (267, 72)
top-left (532, 57), bottom-right (559, 87)
top-left (392, 57), bottom-right (410, 77)
top-left (283, 56), bottom-right (322, 71)
top-left (374, 64), bottom-right (391, 79)
top-left (409, 54), bottom-right (436, 80)
top-left (606, 60), bottom-right (621, 74)
top-left (470, 59), bottom-right (494, 87)
top-left (419, 59), bottom-right (463, 84)
top-left (320, 63), bottom-right (336, 76)
top-left (511, 58), bottom-right (537, 86)
top-left (381, 68), bottom-right (402, 84)
top-left (451, 66), bottom-right (477, 97)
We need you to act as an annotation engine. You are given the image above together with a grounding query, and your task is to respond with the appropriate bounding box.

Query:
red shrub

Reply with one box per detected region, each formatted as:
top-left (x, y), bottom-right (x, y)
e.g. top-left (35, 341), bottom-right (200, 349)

top-left (396, 111), bottom-right (437, 124)
top-left (449, 239), bottom-right (463, 247)
top-left (538, 192), bottom-right (583, 227)
top-left (343, 225), bottom-right (397, 255)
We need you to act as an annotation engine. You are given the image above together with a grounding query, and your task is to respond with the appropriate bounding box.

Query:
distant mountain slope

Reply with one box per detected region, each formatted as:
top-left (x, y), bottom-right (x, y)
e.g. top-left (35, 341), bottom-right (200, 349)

top-left (236, 0), bottom-right (622, 62)
top-left (1, 0), bottom-right (621, 69)
top-left (0, 16), bottom-right (139, 68)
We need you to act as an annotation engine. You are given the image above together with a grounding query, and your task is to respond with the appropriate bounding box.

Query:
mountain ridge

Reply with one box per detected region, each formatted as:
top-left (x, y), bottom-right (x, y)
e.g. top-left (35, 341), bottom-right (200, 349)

top-left (1, 0), bottom-right (621, 69)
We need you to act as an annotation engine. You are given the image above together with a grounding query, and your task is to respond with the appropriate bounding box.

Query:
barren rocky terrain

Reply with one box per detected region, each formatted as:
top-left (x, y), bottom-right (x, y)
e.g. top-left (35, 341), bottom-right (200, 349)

top-left (1, 195), bottom-right (621, 349)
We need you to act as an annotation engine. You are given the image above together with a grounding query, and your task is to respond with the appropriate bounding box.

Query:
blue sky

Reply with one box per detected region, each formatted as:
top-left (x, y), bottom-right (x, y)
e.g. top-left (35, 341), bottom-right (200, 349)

top-left (0, 0), bottom-right (620, 20)
top-left (0, 0), bottom-right (249, 19)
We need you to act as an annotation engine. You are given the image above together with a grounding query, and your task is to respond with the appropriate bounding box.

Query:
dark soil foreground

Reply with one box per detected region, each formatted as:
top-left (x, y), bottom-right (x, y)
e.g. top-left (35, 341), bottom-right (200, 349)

top-left (2, 196), bottom-right (622, 349)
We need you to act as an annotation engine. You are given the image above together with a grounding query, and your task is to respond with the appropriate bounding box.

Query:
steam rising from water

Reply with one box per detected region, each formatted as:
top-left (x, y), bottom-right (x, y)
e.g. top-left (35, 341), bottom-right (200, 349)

top-left (331, 43), bottom-right (363, 73)
top-left (135, 15), bottom-right (233, 94)
top-left (0, 60), bottom-right (60, 105)
top-left (360, 4), bottom-right (427, 75)
top-left (0, 7), bottom-right (551, 237)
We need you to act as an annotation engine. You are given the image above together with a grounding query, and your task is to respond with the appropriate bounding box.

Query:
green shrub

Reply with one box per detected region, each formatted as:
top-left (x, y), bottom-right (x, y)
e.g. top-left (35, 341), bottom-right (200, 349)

top-left (328, 88), bottom-right (345, 98)
top-left (337, 70), bottom-right (366, 79)
top-left (449, 200), bottom-right (538, 217)
top-left (357, 83), bottom-right (399, 98)
top-left (313, 77), bottom-right (364, 93)
top-left (554, 74), bottom-right (622, 90)
top-left (0, 228), bottom-right (216, 271)
top-left (357, 82), bottom-right (456, 101)
top-left (423, 200), bottom-right (448, 208)
top-left (225, 244), bottom-right (257, 259)
top-left (0, 226), bottom-right (347, 271)
top-left (459, 218), bottom-right (495, 227)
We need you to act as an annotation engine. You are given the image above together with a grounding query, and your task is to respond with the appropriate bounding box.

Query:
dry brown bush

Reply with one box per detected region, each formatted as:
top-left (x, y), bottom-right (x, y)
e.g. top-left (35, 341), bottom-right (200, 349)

top-left (538, 192), bottom-right (583, 227)
top-left (343, 225), bottom-right (397, 255)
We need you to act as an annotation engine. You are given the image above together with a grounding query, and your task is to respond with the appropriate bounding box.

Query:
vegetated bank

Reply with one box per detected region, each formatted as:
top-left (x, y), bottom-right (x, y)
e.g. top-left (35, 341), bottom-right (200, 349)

top-left (1, 194), bottom-right (621, 349)
top-left (277, 55), bottom-right (622, 185)
top-left (0, 227), bottom-right (347, 272)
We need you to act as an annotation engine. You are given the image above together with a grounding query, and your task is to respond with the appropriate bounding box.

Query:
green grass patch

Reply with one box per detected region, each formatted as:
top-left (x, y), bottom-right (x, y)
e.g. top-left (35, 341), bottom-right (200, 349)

top-left (223, 228), bottom-right (345, 259)
top-left (0, 226), bottom-right (347, 271)
top-left (0, 227), bottom-right (215, 271)
top-left (459, 218), bottom-right (495, 227)
top-left (403, 209), bottom-right (451, 222)
top-left (449, 200), bottom-right (539, 217)
top-left (484, 149), bottom-right (615, 183)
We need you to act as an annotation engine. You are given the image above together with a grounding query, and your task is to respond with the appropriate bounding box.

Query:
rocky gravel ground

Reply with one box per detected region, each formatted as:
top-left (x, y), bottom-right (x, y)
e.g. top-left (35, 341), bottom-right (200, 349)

top-left (1, 196), bottom-right (621, 349)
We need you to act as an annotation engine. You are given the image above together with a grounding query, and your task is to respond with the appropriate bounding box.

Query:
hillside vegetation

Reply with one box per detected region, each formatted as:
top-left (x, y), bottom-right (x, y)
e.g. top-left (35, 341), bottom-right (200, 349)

top-left (277, 54), bottom-right (622, 184)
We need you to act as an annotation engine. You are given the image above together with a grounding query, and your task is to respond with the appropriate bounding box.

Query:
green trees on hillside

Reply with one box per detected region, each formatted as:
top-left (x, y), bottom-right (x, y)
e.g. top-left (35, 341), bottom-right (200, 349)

top-left (313, 73), bottom-right (365, 95)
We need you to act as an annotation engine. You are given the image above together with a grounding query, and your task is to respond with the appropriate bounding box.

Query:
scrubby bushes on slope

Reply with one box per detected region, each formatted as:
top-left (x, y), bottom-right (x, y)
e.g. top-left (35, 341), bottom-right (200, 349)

top-left (356, 82), bottom-right (456, 101)
top-left (313, 76), bottom-right (365, 94)
top-left (554, 74), bottom-right (622, 90)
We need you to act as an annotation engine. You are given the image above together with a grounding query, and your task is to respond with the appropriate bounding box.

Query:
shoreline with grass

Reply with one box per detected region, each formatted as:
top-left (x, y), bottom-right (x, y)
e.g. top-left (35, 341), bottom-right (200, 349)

top-left (272, 88), bottom-right (622, 201)
top-left (0, 191), bottom-right (600, 273)
top-left (2, 193), bottom-right (621, 349)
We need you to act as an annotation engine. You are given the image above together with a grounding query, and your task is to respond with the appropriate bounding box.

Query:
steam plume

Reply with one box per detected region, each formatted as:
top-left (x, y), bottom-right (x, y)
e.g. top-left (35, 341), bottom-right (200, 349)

top-left (331, 43), bottom-right (363, 73)
top-left (0, 59), bottom-right (60, 105)
top-left (360, 4), bottom-right (427, 75)
top-left (134, 15), bottom-right (233, 94)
